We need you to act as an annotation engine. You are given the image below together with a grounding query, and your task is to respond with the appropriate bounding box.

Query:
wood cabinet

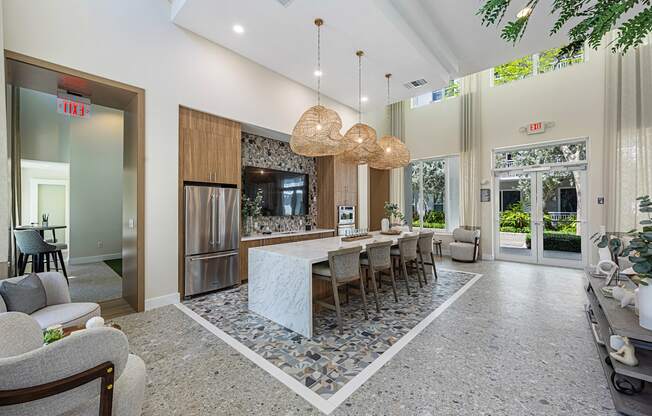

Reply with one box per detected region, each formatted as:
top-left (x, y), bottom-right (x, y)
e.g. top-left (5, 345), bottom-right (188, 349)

top-left (369, 168), bottom-right (390, 231)
top-left (239, 231), bottom-right (335, 282)
top-left (316, 155), bottom-right (358, 229)
top-left (179, 106), bottom-right (241, 186)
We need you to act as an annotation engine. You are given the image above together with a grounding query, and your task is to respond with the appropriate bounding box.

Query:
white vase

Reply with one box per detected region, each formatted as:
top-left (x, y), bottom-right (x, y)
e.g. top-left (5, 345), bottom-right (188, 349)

top-left (381, 218), bottom-right (390, 232)
top-left (637, 283), bottom-right (652, 330)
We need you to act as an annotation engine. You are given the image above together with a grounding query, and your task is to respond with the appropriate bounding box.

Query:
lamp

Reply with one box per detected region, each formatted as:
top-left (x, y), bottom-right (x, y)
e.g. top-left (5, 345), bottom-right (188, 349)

top-left (368, 74), bottom-right (410, 170)
top-left (290, 18), bottom-right (344, 157)
top-left (342, 50), bottom-right (382, 164)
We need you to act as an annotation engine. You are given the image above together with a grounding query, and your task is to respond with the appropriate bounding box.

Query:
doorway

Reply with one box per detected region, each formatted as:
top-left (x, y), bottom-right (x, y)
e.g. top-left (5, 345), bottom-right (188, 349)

top-left (493, 139), bottom-right (588, 268)
top-left (5, 51), bottom-right (145, 316)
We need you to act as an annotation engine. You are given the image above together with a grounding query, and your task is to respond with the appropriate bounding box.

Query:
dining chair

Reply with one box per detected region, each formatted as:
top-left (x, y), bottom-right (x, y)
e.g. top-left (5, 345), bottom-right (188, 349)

top-left (361, 240), bottom-right (397, 306)
top-left (417, 230), bottom-right (438, 282)
top-left (13, 230), bottom-right (68, 281)
top-left (390, 234), bottom-right (423, 295)
top-left (312, 245), bottom-right (368, 334)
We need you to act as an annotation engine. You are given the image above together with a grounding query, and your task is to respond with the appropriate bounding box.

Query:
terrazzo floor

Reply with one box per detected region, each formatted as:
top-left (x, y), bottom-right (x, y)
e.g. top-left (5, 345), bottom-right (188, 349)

top-left (183, 269), bottom-right (476, 398)
top-left (112, 259), bottom-right (617, 415)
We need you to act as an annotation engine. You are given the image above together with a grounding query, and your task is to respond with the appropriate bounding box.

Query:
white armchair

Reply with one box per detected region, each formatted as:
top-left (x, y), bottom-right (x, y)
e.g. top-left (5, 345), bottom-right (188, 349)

top-left (450, 227), bottom-right (481, 262)
top-left (0, 272), bottom-right (100, 329)
top-left (0, 312), bottom-right (146, 416)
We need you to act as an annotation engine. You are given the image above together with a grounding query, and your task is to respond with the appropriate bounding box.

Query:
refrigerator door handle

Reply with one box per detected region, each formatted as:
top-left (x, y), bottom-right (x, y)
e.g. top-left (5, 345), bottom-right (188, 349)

top-left (216, 189), bottom-right (222, 247)
top-left (188, 251), bottom-right (238, 261)
top-left (209, 192), bottom-right (216, 246)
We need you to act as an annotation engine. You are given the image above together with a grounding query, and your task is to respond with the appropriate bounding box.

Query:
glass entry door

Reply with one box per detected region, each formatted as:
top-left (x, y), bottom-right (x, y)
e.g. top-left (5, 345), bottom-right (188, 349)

top-left (495, 166), bottom-right (587, 268)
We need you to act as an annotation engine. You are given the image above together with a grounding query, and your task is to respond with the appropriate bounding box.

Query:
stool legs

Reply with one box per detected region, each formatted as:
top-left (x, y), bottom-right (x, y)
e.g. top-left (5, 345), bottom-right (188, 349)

top-left (369, 269), bottom-right (380, 313)
top-left (431, 252), bottom-right (438, 280)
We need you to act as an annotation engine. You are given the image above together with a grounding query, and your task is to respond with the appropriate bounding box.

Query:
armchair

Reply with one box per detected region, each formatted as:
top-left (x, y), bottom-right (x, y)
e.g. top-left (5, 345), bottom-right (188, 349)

top-left (0, 312), bottom-right (145, 416)
top-left (450, 227), bottom-right (481, 262)
top-left (0, 272), bottom-right (100, 329)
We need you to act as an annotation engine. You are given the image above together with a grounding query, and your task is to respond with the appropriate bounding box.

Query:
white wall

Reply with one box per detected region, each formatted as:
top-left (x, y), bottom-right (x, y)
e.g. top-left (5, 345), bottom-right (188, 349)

top-left (19, 89), bottom-right (124, 262)
top-left (396, 46), bottom-right (606, 262)
top-left (2, 0), bottom-right (358, 301)
top-left (0, 0), bottom-right (8, 277)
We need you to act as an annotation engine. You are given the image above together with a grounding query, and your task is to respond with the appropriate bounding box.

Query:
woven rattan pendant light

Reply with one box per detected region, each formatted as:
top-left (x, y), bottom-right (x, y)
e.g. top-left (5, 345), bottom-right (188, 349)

top-left (342, 50), bottom-right (382, 164)
top-left (290, 18), bottom-right (344, 157)
top-left (368, 74), bottom-right (410, 170)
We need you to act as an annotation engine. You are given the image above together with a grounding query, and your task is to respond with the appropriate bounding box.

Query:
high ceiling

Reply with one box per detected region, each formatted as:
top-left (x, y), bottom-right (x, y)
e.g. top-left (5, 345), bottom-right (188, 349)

top-left (171, 0), bottom-right (570, 110)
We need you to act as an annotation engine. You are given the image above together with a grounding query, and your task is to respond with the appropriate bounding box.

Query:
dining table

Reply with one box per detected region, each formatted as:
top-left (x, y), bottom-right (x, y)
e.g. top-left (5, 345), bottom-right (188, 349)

top-left (14, 224), bottom-right (67, 243)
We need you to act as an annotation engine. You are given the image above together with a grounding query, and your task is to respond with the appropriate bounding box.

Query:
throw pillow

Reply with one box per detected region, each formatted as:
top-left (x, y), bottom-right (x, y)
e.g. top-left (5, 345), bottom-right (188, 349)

top-left (0, 273), bottom-right (47, 314)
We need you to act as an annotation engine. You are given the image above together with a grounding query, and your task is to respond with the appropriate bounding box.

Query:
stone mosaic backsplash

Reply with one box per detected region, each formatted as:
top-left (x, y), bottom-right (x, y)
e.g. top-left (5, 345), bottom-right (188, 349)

top-left (241, 132), bottom-right (317, 231)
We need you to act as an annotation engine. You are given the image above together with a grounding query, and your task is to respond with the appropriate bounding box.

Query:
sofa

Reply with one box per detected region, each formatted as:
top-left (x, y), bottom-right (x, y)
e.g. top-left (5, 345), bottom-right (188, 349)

top-left (450, 227), bottom-right (481, 262)
top-left (0, 312), bottom-right (145, 416)
top-left (0, 272), bottom-right (100, 329)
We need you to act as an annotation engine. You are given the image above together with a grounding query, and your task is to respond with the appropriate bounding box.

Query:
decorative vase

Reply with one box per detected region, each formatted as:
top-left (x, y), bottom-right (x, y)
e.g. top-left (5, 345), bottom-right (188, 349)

top-left (381, 218), bottom-right (390, 232)
top-left (244, 217), bottom-right (254, 236)
top-left (637, 283), bottom-right (652, 330)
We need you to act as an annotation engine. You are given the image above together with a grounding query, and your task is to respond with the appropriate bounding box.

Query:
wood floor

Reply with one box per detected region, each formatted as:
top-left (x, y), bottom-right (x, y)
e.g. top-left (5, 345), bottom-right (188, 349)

top-left (99, 297), bottom-right (136, 320)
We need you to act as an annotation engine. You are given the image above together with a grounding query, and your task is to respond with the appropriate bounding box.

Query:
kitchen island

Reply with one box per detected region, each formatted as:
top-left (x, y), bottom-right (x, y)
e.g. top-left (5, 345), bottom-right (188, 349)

top-left (248, 231), bottom-right (409, 338)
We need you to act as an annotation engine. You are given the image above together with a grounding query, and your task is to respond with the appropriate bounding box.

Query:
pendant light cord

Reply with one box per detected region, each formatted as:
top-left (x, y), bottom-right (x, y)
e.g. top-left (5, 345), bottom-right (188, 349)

top-left (358, 52), bottom-right (362, 124)
top-left (316, 22), bottom-right (321, 107)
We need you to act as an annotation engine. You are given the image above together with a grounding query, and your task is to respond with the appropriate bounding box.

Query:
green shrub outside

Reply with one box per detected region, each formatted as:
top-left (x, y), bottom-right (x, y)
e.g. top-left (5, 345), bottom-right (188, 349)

top-left (413, 220), bottom-right (445, 229)
top-left (525, 231), bottom-right (582, 252)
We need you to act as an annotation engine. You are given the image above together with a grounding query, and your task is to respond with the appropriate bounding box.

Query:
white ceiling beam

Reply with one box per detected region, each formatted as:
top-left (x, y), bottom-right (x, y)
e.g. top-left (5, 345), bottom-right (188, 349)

top-left (375, 0), bottom-right (459, 84)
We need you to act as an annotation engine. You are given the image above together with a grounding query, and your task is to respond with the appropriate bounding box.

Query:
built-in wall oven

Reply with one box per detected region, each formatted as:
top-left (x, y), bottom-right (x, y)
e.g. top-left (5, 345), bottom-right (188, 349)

top-left (184, 184), bottom-right (240, 297)
top-left (337, 205), bottom-right (356, 236)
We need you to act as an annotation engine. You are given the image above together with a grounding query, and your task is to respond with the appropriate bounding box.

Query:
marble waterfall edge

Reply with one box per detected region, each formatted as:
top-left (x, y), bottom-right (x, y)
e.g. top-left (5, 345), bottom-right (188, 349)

top-left (248, 249), bottom-right (313, 337)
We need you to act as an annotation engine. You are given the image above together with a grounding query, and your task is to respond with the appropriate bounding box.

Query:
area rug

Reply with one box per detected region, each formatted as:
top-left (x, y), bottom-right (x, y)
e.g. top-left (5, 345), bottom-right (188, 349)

top-left (184, 269), bottom-right (479, 400)
top-left (68, 262), bottom-right (123, 302)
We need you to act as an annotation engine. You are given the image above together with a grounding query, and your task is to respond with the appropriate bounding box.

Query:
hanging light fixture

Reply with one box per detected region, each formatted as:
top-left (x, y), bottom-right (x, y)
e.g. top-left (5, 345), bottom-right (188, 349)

top-left (290, 18), bottom-right (344, 157)
top-left (342, 50), bottom-right (382, 165)
top-left (368, 74), bottom-right (410, 170)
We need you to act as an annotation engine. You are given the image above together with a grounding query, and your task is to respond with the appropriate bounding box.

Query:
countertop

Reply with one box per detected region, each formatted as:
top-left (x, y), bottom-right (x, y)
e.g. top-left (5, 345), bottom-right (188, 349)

top-left (241, 228), bottom-right (335, 242)
top-left (250, 230), bottom-right (414, 263)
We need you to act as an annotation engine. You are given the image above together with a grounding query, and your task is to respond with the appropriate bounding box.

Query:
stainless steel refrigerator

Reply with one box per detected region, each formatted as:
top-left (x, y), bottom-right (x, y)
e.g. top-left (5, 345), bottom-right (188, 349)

top-left (184, 184), bottom-right (239, 297)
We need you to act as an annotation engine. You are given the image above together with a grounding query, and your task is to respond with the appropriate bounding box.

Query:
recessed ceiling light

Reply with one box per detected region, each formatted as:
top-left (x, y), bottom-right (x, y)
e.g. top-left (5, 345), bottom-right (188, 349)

top-left (361, 96), bottom-right (368, 103)
top-left (314, 70), bottom-right (322, 77)
top-left (233, 24), bottom-right (245, 34)
top-left (516, 7), bottom-right (532, 19)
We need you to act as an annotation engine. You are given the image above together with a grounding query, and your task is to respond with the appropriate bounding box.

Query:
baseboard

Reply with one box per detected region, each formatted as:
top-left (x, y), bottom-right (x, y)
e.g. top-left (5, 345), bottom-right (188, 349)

top-left (145, 292), bottom-right (180, 311)
top-left (481, 252), bottom-right (495, 261)
top-left (68, 252), bottom-right (121, 265)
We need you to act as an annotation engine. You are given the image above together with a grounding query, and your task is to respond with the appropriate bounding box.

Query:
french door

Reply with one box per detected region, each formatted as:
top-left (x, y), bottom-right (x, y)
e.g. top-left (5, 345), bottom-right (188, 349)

top-left (494, 165), bottom-right (588, 268)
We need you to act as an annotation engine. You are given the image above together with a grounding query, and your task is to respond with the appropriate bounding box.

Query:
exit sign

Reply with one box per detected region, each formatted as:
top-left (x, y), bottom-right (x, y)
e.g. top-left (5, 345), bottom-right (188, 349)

top-left (57, 98), bottom-right (91, 118)
top-left (56, 90), bottom-right (91, 118)
top-left (527, 121), bottom-right (544, 134)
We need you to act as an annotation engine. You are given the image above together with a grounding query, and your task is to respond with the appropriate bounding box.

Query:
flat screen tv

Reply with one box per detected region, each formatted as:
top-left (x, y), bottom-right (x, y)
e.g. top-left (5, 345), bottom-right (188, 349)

top-left (243, 166), bottom-right (309, 217)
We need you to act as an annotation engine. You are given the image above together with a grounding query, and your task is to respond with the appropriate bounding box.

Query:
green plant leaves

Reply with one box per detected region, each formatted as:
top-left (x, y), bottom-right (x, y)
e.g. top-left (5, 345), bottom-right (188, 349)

top-left (634, 262), bottom-right (652, 274)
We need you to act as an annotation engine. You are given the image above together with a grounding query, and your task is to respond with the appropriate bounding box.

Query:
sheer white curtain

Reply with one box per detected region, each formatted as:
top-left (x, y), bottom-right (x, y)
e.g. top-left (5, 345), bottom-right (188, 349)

top-left (604, 34), bottom-right (652, 232)
top-left (459, 73), bottom-right (481, 227)
top-left (389, 101), bottom-right (406, 215)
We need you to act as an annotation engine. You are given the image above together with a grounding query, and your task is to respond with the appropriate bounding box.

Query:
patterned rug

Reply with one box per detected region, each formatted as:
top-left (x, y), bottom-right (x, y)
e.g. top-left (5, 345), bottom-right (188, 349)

top-left (184, 268), bottom-right (478, 399)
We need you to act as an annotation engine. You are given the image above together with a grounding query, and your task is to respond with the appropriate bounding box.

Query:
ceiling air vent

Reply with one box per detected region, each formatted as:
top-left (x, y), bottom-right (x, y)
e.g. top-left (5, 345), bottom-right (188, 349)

top-left (404, 79), bottom-right (428, 89)
top-left (275, 0), bottom-right (294, 7)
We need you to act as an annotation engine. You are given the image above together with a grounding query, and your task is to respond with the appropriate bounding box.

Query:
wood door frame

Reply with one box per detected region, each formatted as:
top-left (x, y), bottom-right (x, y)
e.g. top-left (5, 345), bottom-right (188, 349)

top-left (5, 50), bottom-right (146, 312)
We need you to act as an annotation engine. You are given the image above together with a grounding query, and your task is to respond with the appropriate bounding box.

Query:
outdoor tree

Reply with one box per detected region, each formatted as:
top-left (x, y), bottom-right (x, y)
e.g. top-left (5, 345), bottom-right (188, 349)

top-left (478, 0), bottom-right (652, 55)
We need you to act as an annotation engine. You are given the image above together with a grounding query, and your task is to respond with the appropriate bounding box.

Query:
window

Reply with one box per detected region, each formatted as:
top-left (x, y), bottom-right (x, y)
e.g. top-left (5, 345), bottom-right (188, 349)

top-left (494, 140), bottom-right (587, 170)
top-left (492, 46), bottom-right (584, 86)
top-left (410, 155), bottom-right (460, 231)
top-left (410, 79), bottom-right (461, 108)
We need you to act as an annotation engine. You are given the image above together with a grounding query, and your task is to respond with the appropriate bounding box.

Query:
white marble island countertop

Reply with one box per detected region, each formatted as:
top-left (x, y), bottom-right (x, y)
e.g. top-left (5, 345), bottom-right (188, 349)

top-left (248, 231), bottom-right (412, 337)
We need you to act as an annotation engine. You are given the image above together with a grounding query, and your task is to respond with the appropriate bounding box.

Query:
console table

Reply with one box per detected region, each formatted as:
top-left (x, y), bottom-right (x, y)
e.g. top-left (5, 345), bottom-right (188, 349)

top-left (585, 273), bottom-right (652, 415)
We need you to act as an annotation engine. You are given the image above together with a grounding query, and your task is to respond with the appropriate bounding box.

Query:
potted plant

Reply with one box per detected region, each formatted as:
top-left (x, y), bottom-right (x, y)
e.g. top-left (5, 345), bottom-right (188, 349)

top-left (621, 195), bottom-right (652, 330)
top-left (383, 202), bottom-right (405, 230)
top-left (242, 189), bottom-right (263, 236)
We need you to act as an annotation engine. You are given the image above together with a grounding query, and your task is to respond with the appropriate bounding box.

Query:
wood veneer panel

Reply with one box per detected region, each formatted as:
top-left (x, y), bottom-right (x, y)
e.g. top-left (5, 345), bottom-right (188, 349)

top-left (369, 168), bottom-right (390, 231)
top-left (316, 156), bottom-right (335, 229)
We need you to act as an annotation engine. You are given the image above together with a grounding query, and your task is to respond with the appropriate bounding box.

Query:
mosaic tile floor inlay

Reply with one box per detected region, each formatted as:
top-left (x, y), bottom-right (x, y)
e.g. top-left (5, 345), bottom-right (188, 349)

top-left (184, 269), bottom-right (478, 399)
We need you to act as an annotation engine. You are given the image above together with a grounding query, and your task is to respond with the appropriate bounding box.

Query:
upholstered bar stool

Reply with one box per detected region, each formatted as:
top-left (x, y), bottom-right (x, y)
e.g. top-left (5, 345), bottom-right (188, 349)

top-left (360, 240), bottom-right (396, 310)
top-left (312, 245), bottom-right (368, 334)
top-left (14, 230), bottom-right (68, 281)
top-left (417, 230), bottom-right (438, 282)
top-left (390, 234), bottom-right (423, 295)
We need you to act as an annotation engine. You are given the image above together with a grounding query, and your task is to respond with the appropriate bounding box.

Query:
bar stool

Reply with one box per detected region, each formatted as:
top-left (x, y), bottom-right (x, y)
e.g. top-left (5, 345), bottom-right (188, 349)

top-left (312, 245), bottom-right (368, 334)
top-left (417, 230), bottom-right (438, 282)
top-left (361, 240), bottom-right (397, 306)
top-left (14, 230), bottom-right (68, 281)
top-left (390, 234), bottom-right (423, 295)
